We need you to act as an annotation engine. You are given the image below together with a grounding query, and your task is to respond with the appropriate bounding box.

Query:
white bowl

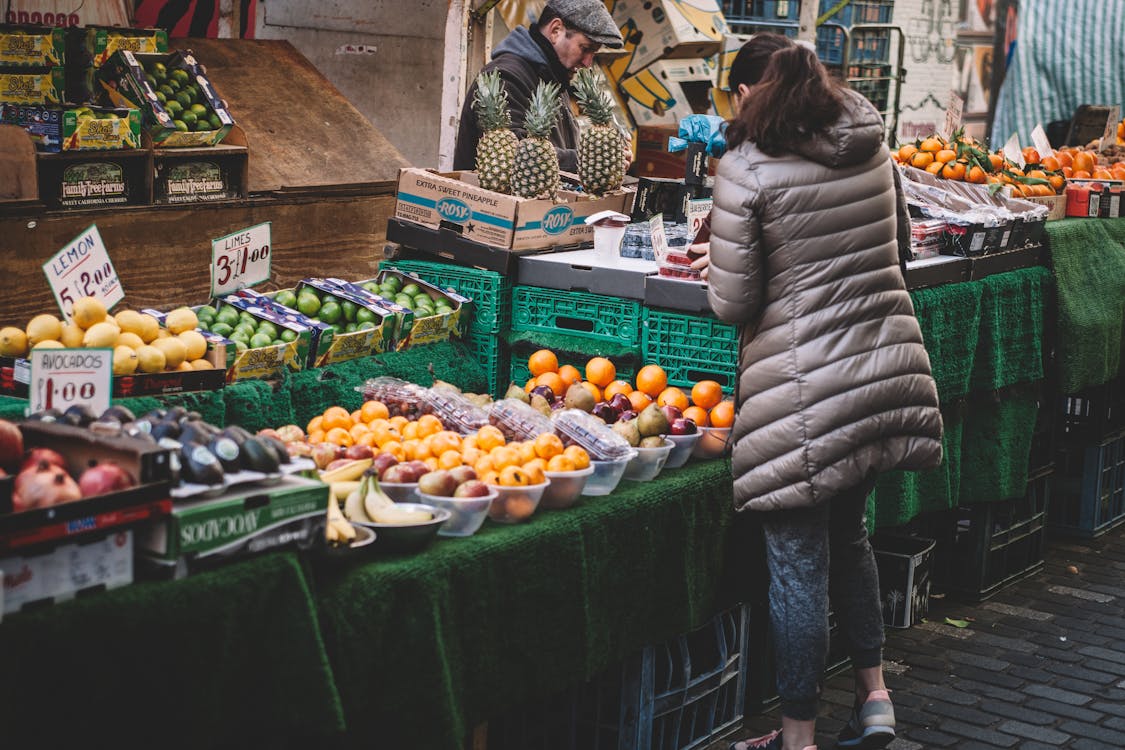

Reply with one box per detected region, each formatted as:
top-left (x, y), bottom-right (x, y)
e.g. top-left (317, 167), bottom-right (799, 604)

top-left (663, 432), bottom-right (702, 469)
top-left (488, 481), bottom-right (550, 523)
top-left (540, 466), bottom-right (595, 509)
top-left (691, 427), bottom-right (732, 459)
top-left (418, 489), bottom-right (497, 537)
top-left (623, 439), bottom-right (674, 482)
top-left (582, 451), bottom-right (637, 496)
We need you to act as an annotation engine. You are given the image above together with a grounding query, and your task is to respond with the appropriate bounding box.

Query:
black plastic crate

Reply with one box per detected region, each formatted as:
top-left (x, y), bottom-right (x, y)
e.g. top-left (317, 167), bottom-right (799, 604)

top-left (1049, 432), bottom-right (1125, 537)
top-left (1028, 385), bottom-right (1057, 476)
top-left (1058, 375), bottom-right (1125, 444)
top-left (871, 534), bottom-right (936, 629)
top-left (745, 606), bottom-right (850, 713)
top-left (932, 475), bottom-right (1049, 601)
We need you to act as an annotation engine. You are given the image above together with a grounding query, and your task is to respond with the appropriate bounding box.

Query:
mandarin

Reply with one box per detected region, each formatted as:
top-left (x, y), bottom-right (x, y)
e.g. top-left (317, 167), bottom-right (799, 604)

top-left (528, 349), bottom-right (559, 377)
top-left (585, 357), bottom-right (616, 388)
top-left (710, 401), bottom-right (735, 428)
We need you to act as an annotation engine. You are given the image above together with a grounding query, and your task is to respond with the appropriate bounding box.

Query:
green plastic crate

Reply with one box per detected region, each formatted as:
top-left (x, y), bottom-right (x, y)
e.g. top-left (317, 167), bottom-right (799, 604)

top-left (468, 330), bottom-right (511, 399)
top-left (643, 308), bottom-right (738, 390)
top-left (511, 286), bottom-right (643, 347)
top-left (379, 259), bottom-right (512, 334)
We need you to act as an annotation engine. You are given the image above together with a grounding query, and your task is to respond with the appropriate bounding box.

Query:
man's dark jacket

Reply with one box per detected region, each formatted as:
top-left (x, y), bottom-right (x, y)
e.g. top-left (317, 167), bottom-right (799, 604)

top-left (453, 25), bottom-right (579, 173)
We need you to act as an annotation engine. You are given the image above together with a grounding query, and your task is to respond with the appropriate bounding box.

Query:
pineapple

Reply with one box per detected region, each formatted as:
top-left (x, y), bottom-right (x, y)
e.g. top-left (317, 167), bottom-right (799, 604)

top-left (472, 70), bottom-right (518, 194)
top-left (573, 68), bottom-right (626, 196)
top-left (511, 81), bottom-right (561, 200)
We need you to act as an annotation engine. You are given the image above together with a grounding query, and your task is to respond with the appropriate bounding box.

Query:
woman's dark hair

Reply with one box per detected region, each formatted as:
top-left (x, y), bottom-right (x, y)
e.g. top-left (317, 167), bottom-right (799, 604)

top-left (728, 33), bottom-right (795, 91)
top-left (726, 43), bottom-right (845, 155)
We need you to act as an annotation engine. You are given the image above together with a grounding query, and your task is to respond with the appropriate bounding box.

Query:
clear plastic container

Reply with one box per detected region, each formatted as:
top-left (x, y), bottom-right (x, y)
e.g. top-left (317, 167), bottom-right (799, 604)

top-left (657, 250), bottom-right (702, 280)
top-left (552, 408), bottom-right (636, 461)
top-left (419, 490), bottom-right (496, 537)
top-left (620, 222), bottom-right (650, 259)
top-left (691, 427), bottom-right (732, 460)
top-left (419, 386), bottom-right (489, 434)
top-left (664, 432), bottom-right (702, 469)
top-left (489, 398), bottom-right (554, 442)
top-left (623, 439), bottom-right (674, 481)
top-left (540, 466), bottom-right (595, 509)
top-left (487, 481), bottom-right (549, 523)
top-left (357, 376), bottom-right (426, 419)
top-left (582, 452), bottom-right (636, 496)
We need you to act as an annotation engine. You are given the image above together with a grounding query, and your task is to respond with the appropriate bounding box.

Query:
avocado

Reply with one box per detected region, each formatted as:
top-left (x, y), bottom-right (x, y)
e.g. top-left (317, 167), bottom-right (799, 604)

top-left (151, 419), bottom-right (182, 441)
top-left (240, 437), bottom-right (280, 474)
top-left (222, 425), bottom-right (254, 447)
top-left (259, 434), bottom-right (291, 466)
top-left (181, 442), bottom-right (225, 486)
top-left (100, 405), bottom-right (136, 423)
top-left (63, 403), bottom-right (99, 427)
top-left (208, 436), bottom-right (242, 474)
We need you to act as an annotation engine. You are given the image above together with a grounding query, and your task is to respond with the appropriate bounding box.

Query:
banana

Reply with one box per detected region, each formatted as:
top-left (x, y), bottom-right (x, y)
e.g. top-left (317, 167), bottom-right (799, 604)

top-left (326, 497), bottom-right (357, 543)
top-left (330, 480), bottom-right (362, 502)
top-left (362, 475), bottom-right (395, 521)
top-left (343, 479), bottom-right (372, 523)
top-left (369, 506), bottom-right (432, 525)
top-left (319, 458), bottom-right (373, 484)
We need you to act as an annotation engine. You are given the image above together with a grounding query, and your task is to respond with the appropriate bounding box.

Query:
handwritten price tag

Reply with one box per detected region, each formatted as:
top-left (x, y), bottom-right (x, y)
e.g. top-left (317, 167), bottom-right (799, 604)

top-left (211, 222), bottom-right (271, 297)
top-left (42, 224), bottom-right (124, 321)
top-left (687, 198), bottom-right (713, 243)
top-left (28, 347), bottom-right (112, 417)
top-left (648, 213), bottom-right (668, 263)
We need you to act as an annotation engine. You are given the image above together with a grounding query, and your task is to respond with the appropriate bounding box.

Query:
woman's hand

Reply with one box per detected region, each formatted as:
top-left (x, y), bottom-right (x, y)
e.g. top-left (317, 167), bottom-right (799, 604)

top-left (689, 242), bottom-right (710, 280)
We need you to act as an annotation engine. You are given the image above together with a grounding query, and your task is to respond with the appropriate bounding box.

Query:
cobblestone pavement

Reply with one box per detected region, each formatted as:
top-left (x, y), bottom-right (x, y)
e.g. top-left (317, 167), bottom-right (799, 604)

top-left (713, 525), bottom-right (1125, 749)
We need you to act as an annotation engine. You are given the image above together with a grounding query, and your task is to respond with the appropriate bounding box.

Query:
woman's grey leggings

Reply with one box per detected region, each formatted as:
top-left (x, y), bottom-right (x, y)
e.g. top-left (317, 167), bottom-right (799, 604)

top-left (760, 477), bottom-right (885, 721)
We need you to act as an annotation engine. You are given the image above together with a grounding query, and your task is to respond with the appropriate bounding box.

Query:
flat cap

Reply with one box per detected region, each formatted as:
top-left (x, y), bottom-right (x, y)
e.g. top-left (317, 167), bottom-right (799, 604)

top-left (545, 0), bottom-right (624, 48)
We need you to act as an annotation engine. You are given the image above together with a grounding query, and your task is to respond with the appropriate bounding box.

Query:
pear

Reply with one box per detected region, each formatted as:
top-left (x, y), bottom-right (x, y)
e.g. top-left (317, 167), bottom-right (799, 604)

top-left (505, 382), bottom-right (530, 404)
top-left (612, 418), bottom-right (641, 447)
top-left (563, 382), bottom-right (596, 412)
top-left (640, 435), bottom-right (666, 448)
top-left (530, 393), bottom-right (552, 416)
top-left (637, 403), bottom-right (669, 438)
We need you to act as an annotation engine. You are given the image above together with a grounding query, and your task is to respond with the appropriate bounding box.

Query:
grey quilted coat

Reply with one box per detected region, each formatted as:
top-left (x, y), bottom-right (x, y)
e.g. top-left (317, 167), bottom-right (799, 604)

top-left (708, 90), bottom-right (943, 512)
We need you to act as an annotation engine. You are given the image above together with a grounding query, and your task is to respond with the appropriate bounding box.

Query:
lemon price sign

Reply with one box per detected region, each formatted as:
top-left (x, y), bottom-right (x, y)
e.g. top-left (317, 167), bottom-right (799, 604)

top-left (42, 224), bottom-right (124, 322)
top-left (211, 222), bottom-right (271, 297)
top-left (28, 347), bottom-right (112, 417)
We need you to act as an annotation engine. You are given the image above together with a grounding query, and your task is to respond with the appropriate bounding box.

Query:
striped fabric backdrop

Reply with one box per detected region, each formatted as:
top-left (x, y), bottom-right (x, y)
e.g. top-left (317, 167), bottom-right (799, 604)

top-left (991, 0), bottom-right (1125, 146)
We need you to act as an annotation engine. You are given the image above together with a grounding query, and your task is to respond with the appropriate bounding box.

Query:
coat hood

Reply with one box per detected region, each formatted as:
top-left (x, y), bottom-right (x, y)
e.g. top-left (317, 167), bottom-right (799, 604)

top-left (792, 89), bottom-right (886, 169)
top-left (492, 26), bottom-right (548, 67)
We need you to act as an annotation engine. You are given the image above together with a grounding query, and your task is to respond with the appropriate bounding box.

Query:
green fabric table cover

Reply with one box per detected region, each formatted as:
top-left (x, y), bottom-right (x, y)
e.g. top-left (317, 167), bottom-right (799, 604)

top-left (313, 459), bottom-right (736, 750)
top-left (0, 551), bottom-right (346, 747)
top-left (1045, 218), bottom-right (1125, 392)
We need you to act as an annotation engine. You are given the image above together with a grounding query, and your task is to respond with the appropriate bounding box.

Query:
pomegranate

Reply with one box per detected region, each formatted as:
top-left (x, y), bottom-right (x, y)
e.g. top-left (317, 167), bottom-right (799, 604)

top-left (78, 462), bottom-right (136, 498)
top-left (13, 462), bottom-right (80, 511)
top-left (21, 447), bottom-right (67, 473)
top-left (0, 419), bottom-right (23, 472)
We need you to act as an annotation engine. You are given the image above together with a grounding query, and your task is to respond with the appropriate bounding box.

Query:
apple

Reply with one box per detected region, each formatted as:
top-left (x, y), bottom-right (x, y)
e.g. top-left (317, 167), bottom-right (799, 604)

top-left (591, 402), bottom-right (618, 424)
top-left (344, 444), bottom-right (374, 461)
top-left (372, 452), bottom-right (399, 478)
top-left (418, 469), bottom-right (458, 497)
top-left (324, 458), bottom-right (356, 473)
top-left (311, 442), bottom-right (342, 470)
top-left (454, 479), bottom-right (492, 498)
top-left (257, 428), bottom-right (283, 442)
top-left (448, 465), bottom-right (477, 485)
top-left (618, 409), bottom-right (637, 422)
top-left (531, 385), bottom-right (556, 404)
top-left (380, 464), bottom-right (414, 484)
top-left (401, 460), bottom-right (430, 483)
top-left (286, 441), bottom-right (313, 458)
top-left (670, 418), bottom-right (698, 435)
top-left (275, 424), bottom-right (305, 444)
top-left (609, 393), bottom-right (632, 414)
top-left (660, 405), bottom-right (683, 424)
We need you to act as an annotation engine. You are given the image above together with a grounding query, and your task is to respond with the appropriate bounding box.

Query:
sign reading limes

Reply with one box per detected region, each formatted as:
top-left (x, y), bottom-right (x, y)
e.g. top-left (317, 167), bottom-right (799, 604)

top-left (42, 224), bottom-right (124, 322)
top-left (211, 222), bottom-right (271, 297)
top-left (28, 347), bottom-right (113, 417)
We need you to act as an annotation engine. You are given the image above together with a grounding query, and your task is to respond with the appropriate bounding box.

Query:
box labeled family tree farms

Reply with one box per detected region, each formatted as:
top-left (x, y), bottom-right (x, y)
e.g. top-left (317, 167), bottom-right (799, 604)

top-left (394, 168), bottom-right (634, 251)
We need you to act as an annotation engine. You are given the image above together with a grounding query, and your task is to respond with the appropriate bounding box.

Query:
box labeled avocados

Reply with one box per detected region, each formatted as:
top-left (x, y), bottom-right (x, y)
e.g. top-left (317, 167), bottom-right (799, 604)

top-left (0, 24), bottom-right (65, 67)
top-left (0, 65), bottom-right (64, 104)
top-left (136, 475), bottom-right (327, 567)
top-left (1, 103), bottom-right (140, 151)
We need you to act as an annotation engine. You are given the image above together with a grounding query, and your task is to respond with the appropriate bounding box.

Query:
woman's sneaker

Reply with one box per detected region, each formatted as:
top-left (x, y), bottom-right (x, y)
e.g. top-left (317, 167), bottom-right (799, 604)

top-left (731, 729), bottom-right (816, 750)
top-left (836, 689), bottom-right (895, 749)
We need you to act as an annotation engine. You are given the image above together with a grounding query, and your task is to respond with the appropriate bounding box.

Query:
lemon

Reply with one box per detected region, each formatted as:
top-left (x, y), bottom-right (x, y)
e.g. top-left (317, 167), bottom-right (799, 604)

top-left (26, 314), bottom-right (62, 346)
top-left (60, 322), bottom-right (85, 348)
top-left (152, 336), bottom-right (187, 369)
top-left (135, 344), bottom-right (166, 373)
top-left (189, 358), bottom-right (213, 370)
top-left (157, 328), bottom-right (171, 339)
top-left (72, 296), bottom-right (107, 329)
top-left (178, 330), bottom-right (207, 361)
top-left (115, 309), bottom-right (147, 336)
top-left (177, 361), bottom-right (195, 372)
top-left (117, 331), bottom-right (145, 350)
top-left (112, 345), bottom-right (138, 375)
top-left (32, 340), bottom-right (64, 349)
top-left (82, 321), bottom-right (120, 348)
top-left (165, 307), bottom-right (199, 335)
top-left (0, 326), bottom-right (28, 357)
top-left (138, 313), bottom-right (161, 343)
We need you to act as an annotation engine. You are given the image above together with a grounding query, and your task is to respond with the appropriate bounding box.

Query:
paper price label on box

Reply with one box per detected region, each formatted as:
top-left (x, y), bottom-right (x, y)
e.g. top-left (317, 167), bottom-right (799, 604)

top-left (648, 213), bottom-right (668, 262)
top-left (687, 198), bottom-right (712, 243)
top-left (940, 91), bottom-right (964, 140)
top-left (211, 222), bottom-right (271, 297)
top-left (42, 224), bottom-right (124, 322)
top-left (1031, 124), bottom-right (1054, 159)
top-left (28, 347), bottom-right (113, 417)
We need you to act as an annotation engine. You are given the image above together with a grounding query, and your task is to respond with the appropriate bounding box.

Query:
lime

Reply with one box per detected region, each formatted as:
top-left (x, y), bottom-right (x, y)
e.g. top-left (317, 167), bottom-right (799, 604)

top-left (274, 290), bottom-right (297, 308)
top-left (382, 276), bottom-right (403, 293)
top-left (181, 111), bottom-right (198, 127)
top-left (208, 113), bottom-right (222, 129)
top-left (344, 323), bottom-right (357, 333)
top-left (400, 283), bottom-right (421, 297)
top-left (357, 321), bottom-right (376, 331)
top-left (355, 308), bottom-right (377, 325)
top-left (151, 62), bottom-right (168, 80)
top-left (216, 308), bottom-right (239, 326)
top-left (210, 322), bottom-right (233, 337)
top-left (193, 119), bottom-right (211, 132)
top-left (175, 91), bottom-right (192, 108)
top-left (184, 84), bottom-right (199, 102)
top-left (229, 330), bottom-right (250, 344)
top-left (319, 301), bottom-right (342, 325)
top-left (166, 78), bottom-right (181, 92)
top-left (250, 333), bottom-right (273, 349)
top-left (164, 99), bottom-right (183, 117)
top-left (279, 329), bottom-right (298, 343)
top-left (238, 311), bottom-right (257, 325)
top-left (394, 295), bottom-right (413, 307)
top-left (233, 323), bottom-right (256, 339)
top-left (340, 300), bottom-right (358, 322)
top-left (362, 282), bottom-right (380, 294)
top-left (170, 69), bottom-right (190, 85)
top-left (145, 73), bottom-right (157, 87)
top-left (296, 293), bottom-right (321, 317)
top-left (256, 321), bottom-right (279, 339)
top-left (232, 340), bottom-right (248, 353)
top-left (173, 119), bottom-right (189, 132)
top-left (197, 305), bottom-right (218, 319)
top-left (189, 103), bottom-right (208, 117)
top-left (158, 84), bottom-right (175, 99)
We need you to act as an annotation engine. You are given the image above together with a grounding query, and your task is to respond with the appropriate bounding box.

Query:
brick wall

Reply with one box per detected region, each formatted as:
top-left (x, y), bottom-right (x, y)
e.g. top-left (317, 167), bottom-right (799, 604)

top-left (891, 0), bottom-right (958, 144)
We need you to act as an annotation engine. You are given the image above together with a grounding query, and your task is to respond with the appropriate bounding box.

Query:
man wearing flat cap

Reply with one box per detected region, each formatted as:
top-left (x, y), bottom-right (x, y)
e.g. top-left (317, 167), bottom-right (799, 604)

top-left (453, 0), bottom-right (625, 174)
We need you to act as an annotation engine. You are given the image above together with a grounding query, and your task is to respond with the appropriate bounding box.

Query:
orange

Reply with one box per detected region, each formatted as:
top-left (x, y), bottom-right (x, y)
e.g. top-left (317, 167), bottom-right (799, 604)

top-left (522, 461), bottom-right (546, 485)
top-left (547, 454), bottom-right (577, 472)
top-left (627, 390), bottom-right (653, 411)
top-left (581, 381), bottom-right (603, 402)
top-left (474, 455), bottom-right (496, 476)
top-left (325, 427), bottom-right (354, 447)
top-left (438, 449), bottom-right (463, 470)
top-left (1026, 169), bottom-right (1047, 181)
top-left (306, 415), bottom-right (324, 435)
top-left (308, 430), bottom-right (326, 445)
top-left (476, 425), bottom-right (506, 452)
top-left (490, 445), bottom-right (521, 470)
top-left (361, 400), bottom-right (390, 423)
top-left (1055, 151), bottom-right (1073, 169)
top-left (925, 161), bottom-right (944, 175)
top-left (656, 387), bottom-right (689, 411)
top-left (1022, 147), bottom-right (1040, 165)
top-left (710, 401), bottom-right (735, 428)
top-left (480, 469), bottom-right (501, 486)
top-left (533, 432), bottom-right (565, 459)
top-left (498, 465), bottom-right (530, 487)
top-left (987, 153), bottom-right (1005, 171)
top-left (461, 446), bottom-right (483, 466)
top-left (462, 434), bottom-right (479, 452)
top-left (683, 405), bottom-right (710, 427)
top-left (401, 421), bottom-right (421, 441)
top-left (690, 380), bottom-right (723, 409)
top-left (966, 165), bottom-right (987, 184)
top-left (935, 149), bottom-right (956, 164)
top-left (321, 406), bottom-right (352, 432)
top-left (1073, 170), bottom-right (1091, 179)
top-left (401, 439), bottom-right (424, 461)
top-left (348, 423), bottom-right (370, 442)
top-left (1073, 151), bottom-right (1095, 175)
top-left (1048, 174), bottom-right (1066, 192)
top-left (909, 151), bottom-right (934, 169)
top-left (635, 364), bottom-right (668, 397)
top-left (416, 414), bottom-right (443, 438)
top-left (585, 357), bottom-right (616, 388)
top-left (557, 364), bottom-right (583, 388)
top-left (423, 457), bottom-right (440, 472)
top-left (430, 430), bottom-right (463, 456)
top-left (389, 415), bottom-right (410, 430)
top-left (564, 445), bottom-right (591, 469)
top-left (940, 160), bottom-right (966, 180)
top-left (516, 441), bottom-right (537, 464)
top-left (1093, 168), bottom-right (1114, 180)
top-left (535, 371), bottom-right (566, 397)
top-left (357, 432), bottom-right (377, 448)
top-left (1040, 155), bottom-right (1060, 172)
top-left (1062, 166), bottom-right (1074, 178)
top-left (528, 349), bottom-right (559, 377)
top-left (374, 427), bottom-right (402, 448)
top-left (381, 440), bottom-right (405, 462)
top-left (897, 144), bottom-right (917, 162)
top-left (603, 379), bottom-right (634, 399)
top-left (350, 409), bottom-right (363, 425)
top-left (919, 137), bottom-right (944, 152)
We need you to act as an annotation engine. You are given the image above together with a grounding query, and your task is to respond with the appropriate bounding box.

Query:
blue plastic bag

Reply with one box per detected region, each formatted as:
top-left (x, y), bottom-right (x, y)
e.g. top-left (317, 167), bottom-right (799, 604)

top-left (667, 115), bottom-right (727, 157)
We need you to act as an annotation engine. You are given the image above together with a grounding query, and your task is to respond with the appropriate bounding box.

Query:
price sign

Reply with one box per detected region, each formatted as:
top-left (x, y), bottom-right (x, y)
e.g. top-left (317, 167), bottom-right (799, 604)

top-left (687, 198), bottom-right (713, 243)
top-left (939, 91), bottom-right (964, 140)
top-left (1002, 132), bottom-right (1025, 168)
top-left (648, 213), bottom-right (668, 263)
top-left (1100, 105), bottom-right (1121, 151)
top-left (28, 347), bottom-right (112, 417)
top-left (1030, 124), bottom-right (1054, 159)
top-left (42, 224), bottom-right (124, 321)
top-left (211, 222), bottom-right (271, 297)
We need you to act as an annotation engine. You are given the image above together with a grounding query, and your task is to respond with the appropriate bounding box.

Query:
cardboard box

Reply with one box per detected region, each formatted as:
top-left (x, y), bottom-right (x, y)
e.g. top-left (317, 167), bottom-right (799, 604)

top-left (1024, 194), bottom-right (1066, 221)
top-left (620, 58), bottom-right (716, 127)
top-left (203, 294), bottom-right (324, 380)
top-left (35, 147), bottom-right (151, 209)
top-left (0, 24), bottom-right (65, 67)
top-left (609, 0), bottom-right (727, 75)
top-left (82, 26), bottom-right (168, 68)
top-left (136, 475), bottom-right (327, 574)
top-left (362, 270), bottom-right (470, 349)
top-left (153, 127), bottom-right (249, 204)
top-left (1, 103), bottom-right (140, 152)
top-left (631, 175), bottom-right (710, 223)
top-left (872, 534), bottom-right (935, 629)
top-left (394, 168), bottom-right (634, 252)
top-left (715, 32), bottom-right (753, 91)
top-left (709, 87), bottom-right (734, 120)
top-left (96, 49), bottom-right (234, 148)
top-left (1, 529), bottom-right (133, 616)
top-left (0, 349), bottom-right (225, 400)
top-left (0, 65), bottom-right (63, 104)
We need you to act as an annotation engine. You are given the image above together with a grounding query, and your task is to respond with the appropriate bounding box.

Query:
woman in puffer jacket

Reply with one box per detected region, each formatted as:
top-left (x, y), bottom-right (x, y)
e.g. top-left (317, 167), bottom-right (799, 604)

top-left (696, 36), bottom-right (944, 750)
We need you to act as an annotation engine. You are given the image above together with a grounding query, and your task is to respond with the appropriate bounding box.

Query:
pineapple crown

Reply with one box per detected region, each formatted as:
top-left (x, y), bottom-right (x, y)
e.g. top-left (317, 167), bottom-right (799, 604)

top-left (472, 70), bottom-right (512, 131)
top-left (524, 81), bottom-right (561, 140)
top-left (572, 68), bottom-right (614, 127)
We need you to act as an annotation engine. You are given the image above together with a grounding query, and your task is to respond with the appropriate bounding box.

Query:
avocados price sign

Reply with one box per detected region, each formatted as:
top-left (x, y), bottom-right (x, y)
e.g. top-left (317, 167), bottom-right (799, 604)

top-left (28, 347), bottom-right (112, 417)
top-left (211, 222), bottom-right (271, 297)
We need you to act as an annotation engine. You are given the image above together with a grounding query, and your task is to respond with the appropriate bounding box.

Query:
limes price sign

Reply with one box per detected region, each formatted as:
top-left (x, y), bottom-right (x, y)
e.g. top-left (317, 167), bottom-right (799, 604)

top-left (28, 347), bottom-right (113, 417)
top-left (211, 222), bottom-right (271, 297)
top-left (42, 224), bottom-right (124, 322)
